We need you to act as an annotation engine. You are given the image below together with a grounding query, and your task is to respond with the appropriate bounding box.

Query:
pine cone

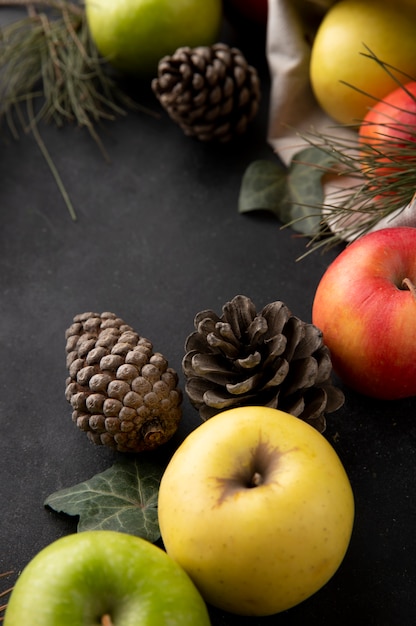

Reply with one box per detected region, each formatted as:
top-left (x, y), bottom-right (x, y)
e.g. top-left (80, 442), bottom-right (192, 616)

top-left (65, 312), bottom-right (182, 452)
top-left (151, 43), bottom-right (261, 142)
top-left (182, 295), bottom-right (344, 432)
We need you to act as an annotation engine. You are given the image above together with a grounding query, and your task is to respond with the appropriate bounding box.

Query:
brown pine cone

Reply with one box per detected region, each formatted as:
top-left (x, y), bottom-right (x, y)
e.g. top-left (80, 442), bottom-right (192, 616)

top-left (65, 312), bottom-right (182, 452)
top-left (182, 295), bottom-right (344, 432)
top-left (151, 43), bottom-right (261, 142)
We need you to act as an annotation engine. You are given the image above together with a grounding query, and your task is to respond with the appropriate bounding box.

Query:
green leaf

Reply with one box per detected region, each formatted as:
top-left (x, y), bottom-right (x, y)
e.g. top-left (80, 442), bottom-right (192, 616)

top-left (238, 159), bottom-right (292, 218)
top-left (238, 148), bottom-right (337, 237)
top-left (44, 459), bottom-right (164, 542)
top-left (287, 147), bottom-right (337, 235)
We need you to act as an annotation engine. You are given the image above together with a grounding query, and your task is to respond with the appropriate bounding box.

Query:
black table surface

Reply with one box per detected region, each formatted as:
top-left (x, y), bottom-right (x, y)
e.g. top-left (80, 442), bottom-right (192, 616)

top-left (1, 8), bottom-right (415, 626)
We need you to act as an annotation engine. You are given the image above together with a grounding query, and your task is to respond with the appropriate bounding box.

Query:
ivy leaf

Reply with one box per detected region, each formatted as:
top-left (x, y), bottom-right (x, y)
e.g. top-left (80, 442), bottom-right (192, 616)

top-left (238, 159), bottom-right (291, 218)
top-left (44, 459), bottom-right (164, 543)
top-left (238, 148), bottom-right (336, 236)
top-left (287, 147), bottom-right (337, 235)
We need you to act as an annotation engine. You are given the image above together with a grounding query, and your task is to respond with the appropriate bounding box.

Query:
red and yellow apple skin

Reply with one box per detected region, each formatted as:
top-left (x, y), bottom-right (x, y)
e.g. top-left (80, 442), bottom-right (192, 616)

top-left (312, 227), bottom-right (416, 400)
top-left (358, 81), bottom-right (416, 180)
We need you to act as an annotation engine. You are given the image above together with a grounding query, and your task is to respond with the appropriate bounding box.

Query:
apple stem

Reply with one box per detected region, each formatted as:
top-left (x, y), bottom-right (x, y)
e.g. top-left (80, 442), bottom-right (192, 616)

top-left (101, 615), bottom-right (114, 626)
top-left (402, 277), bottom-right (416, 300)
top-left (250, 472), bottom-right (263, 487)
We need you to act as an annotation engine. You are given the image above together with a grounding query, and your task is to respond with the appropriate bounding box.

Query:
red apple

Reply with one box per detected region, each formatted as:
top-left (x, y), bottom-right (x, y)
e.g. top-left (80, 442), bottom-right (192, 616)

top-left (358, 81), bottom-right (416, 179)
top-left (223, 0), bottom-right (268, 26)
top-left (312, 227), bottom-right (416, 400)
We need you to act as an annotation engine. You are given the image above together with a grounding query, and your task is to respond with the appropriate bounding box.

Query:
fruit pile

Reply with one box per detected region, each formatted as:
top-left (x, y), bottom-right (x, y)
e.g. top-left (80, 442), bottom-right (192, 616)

top-left (306, 0), bottom-right (416, 363)
top-left (4, 407), bottom-right (354, 622)
top-left (240, 0), bottom-right (416, 252)
top-left (308, 0), bottom-right (416, 238)
top-left (306, 4), bottom-right (416, 400)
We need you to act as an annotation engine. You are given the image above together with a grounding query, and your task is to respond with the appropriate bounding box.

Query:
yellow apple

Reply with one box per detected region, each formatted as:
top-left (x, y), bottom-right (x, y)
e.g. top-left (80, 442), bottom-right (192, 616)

top-left (310, 0), bottom-right (416, 124)
top-left (158, 406), bottom-right (354, 616)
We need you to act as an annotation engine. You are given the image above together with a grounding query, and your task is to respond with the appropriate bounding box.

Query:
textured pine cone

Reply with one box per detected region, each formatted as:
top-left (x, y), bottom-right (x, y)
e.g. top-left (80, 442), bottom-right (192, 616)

top-left (65, 312), bottom-right (182, 452)
top-left (182, 295), bottom-right (344, 432)
top-left (151, 43), bottom-right (261, 142)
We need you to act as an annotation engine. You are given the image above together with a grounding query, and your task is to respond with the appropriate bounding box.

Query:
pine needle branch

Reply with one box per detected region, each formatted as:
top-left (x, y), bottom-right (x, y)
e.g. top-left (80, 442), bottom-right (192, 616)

top-left (27, 96), bottom-right (78, 220)
top-left (293, 47), bottom-right (416, 254)
top-left (0, 1), bottom-right (157, 220)
top-left (0, 570), bottom-right (15, 622)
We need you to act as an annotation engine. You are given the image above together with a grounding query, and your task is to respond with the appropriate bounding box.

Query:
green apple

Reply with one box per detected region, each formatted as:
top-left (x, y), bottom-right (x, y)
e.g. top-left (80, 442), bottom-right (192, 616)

top-left (85, 0), bottom-right (223, 76)
top-left (158, 406), bottom-right (354, 616)
top-left (3, 531), bottom-right (210, 626)
top-left (310, 0), bottom-right (416, 124)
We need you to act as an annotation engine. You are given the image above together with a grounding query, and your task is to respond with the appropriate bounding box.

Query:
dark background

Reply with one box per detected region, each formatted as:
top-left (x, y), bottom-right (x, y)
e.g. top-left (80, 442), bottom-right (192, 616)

top-left (1, 6), bottom-right (415, 625)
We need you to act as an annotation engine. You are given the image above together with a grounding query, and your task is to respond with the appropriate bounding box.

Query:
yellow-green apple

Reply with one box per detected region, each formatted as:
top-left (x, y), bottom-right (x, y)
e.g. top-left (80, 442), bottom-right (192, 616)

top-left (158, 406), bottom-right (354, 616)
top-left (3, 531), bottom-right (210, 626)
top-left (310, 0), bottom-right (416, 124)
top-left (312, 227), bottom-right (416, 399)
top-left (85, 0), bottom-right (223, 76)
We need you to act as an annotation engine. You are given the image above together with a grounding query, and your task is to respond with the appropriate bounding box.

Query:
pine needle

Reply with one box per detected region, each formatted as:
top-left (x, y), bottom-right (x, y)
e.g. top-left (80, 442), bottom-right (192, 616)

top-left (27, 96), bottom-right (78, 220)
top-left (0, 1), bottom-right (155, 220)
top-left (0, 570), bottom-right (14, 622)
top-left (294, 47), bottom-right (416, 254)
